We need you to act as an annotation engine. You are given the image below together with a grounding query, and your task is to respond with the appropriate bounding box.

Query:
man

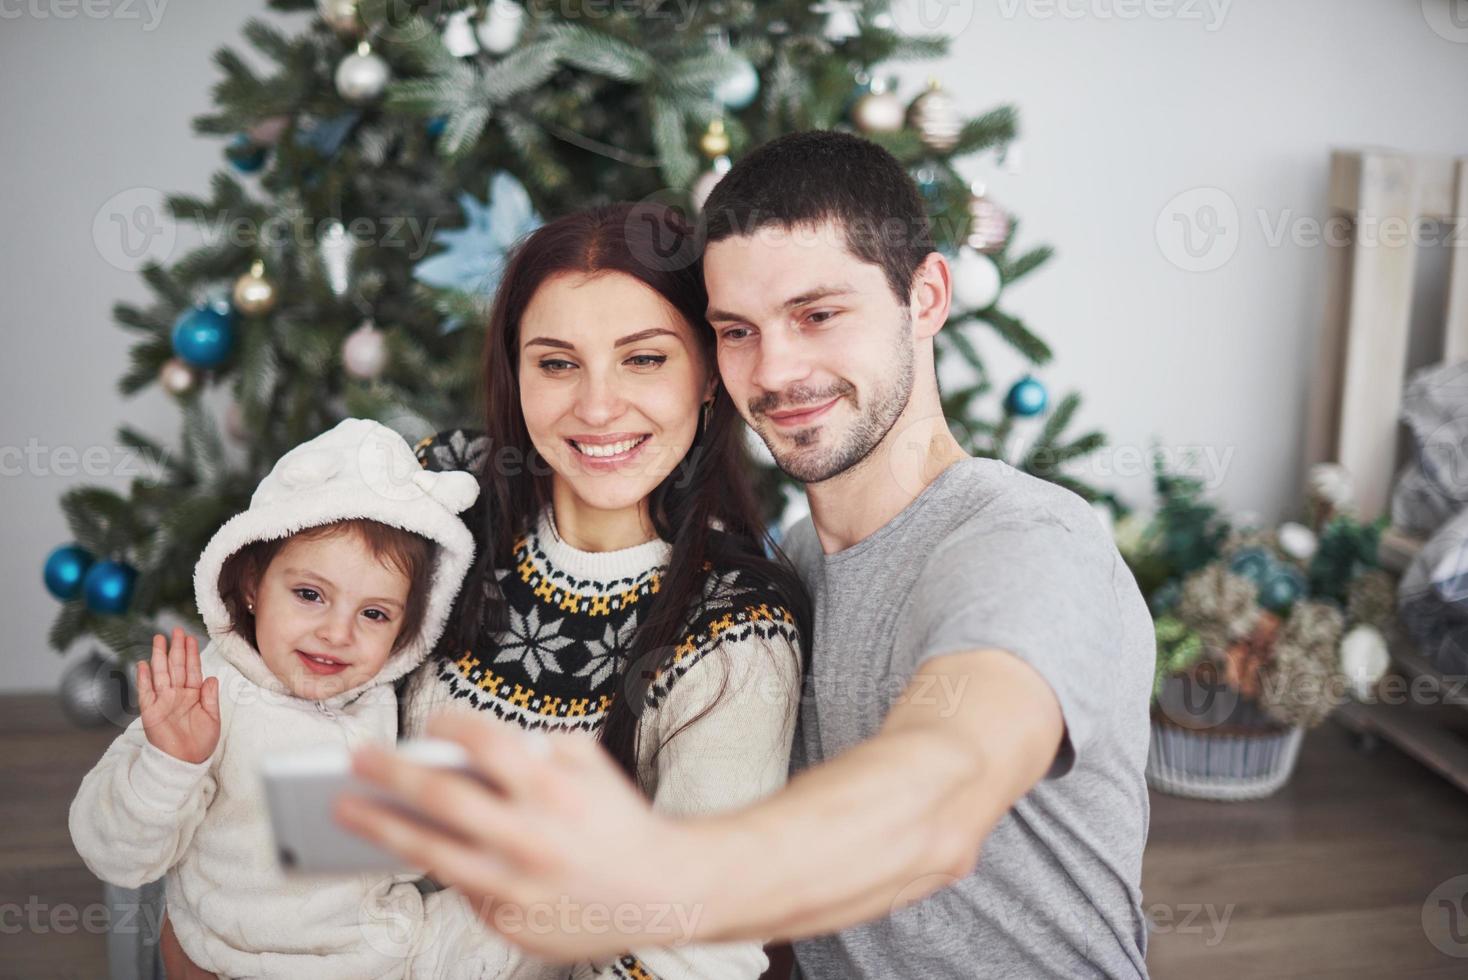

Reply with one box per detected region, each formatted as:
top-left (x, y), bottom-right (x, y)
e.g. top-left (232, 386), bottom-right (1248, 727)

top-left (341, 130), bottom-right (1155, 978)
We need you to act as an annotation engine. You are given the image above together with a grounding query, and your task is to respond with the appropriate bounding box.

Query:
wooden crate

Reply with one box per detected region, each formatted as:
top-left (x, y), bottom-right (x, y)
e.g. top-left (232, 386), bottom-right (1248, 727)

top-left (1306, 148), bottom-right (1468, 790)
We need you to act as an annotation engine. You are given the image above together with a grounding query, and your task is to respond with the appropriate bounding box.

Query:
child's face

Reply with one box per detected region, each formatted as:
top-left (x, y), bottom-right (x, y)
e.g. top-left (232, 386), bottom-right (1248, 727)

top-left (245, 531), bottom-right (412, 700)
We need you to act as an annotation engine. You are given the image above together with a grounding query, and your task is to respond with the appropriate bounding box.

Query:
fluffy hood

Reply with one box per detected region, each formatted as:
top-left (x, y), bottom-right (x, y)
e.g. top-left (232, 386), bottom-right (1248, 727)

top-left (192, 418), bottom-right (480, 707)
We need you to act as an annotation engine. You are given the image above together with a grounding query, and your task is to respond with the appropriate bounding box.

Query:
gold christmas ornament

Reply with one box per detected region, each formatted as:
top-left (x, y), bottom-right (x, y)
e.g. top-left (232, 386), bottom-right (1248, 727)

top-left (852, 76), bottom-right (904, 134)
top-left (965, 182), bottom-right (1012, 253)
top-left (699, 118), bottom-right (731, 159)
top-left (316, 0), bottom-right (360, 35)
top-left (232, 260), bottom-right (277, 316)
top-left (907, 79), bottom-right (961, 153)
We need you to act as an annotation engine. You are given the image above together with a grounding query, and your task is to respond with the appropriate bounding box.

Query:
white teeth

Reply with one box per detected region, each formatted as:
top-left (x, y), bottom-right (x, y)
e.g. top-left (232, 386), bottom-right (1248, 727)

top-left (304, 653), bottom-right (340, 666)
top-left (572, 437), bottom-right (645, 458)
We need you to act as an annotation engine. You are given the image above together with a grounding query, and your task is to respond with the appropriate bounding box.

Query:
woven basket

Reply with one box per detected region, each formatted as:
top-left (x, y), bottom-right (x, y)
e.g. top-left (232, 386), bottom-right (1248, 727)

top-left (1145, 672), bottom-right (1305, 801)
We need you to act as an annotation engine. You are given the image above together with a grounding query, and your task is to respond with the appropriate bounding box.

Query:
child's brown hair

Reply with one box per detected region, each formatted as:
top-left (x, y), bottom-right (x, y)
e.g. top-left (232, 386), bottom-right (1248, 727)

top-left (216, 519), bottom-right (436, 655)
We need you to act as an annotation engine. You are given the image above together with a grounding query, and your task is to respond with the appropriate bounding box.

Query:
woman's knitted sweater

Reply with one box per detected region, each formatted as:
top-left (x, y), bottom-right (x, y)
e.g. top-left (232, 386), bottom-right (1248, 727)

top-left (401, 429), bottom-right (805, 980)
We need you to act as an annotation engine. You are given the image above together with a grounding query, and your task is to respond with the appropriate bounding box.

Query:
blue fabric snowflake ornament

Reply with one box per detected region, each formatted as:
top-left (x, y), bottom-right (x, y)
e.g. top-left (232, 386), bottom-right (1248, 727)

top-left (414, 172), bottom-right (541, 331)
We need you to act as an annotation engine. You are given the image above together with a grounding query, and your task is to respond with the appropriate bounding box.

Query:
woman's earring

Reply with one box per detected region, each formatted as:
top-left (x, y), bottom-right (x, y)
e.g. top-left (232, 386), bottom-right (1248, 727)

top-left (247, 601), bottom-right (254, 614)
top-left (700, 399), bottom-right (713, 437)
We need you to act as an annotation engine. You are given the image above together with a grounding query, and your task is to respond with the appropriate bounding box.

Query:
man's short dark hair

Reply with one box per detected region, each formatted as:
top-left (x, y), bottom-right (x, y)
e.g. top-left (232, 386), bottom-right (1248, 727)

top-left (700, 129), bottom-right (935, 304)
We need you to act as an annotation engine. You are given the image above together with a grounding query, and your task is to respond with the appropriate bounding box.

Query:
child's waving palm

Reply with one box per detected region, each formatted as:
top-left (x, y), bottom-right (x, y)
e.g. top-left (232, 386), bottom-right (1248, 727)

top-left (138, 628), bottom-right (220, 765)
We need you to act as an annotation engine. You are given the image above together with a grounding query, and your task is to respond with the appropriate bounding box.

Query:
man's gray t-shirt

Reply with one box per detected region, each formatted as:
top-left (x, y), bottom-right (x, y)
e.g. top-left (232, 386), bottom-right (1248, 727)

top-left (783, 457), bottom-right (1153, 979)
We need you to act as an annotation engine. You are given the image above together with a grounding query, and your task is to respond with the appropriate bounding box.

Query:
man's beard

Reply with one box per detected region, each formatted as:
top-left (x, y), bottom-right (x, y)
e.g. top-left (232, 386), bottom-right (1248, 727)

top-left (748, 321), bottom-right (915, 485)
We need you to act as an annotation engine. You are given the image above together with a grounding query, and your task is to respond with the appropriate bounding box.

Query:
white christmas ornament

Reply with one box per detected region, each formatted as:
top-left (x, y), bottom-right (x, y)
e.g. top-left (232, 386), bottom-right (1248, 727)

top-left (1308, 462), bottom-right (1355, 511)
top-left (335, 43), bottom-right (390, 104)
top-left (1276, 522), bottom-right (1319, 562)
top-left (318, 219), bottom-right (354, 296)
top-left (442, 10), bottom-right (479, 57)
top-left (691, 155), bottom-right (732, 212)
top-left (1339, 625), bottom-right (1390, 701)
top-left (476, 0), bottom-right (526, 55)
top-left (343, 320), bottom-right (389, 380)
top-left (951, 248), bottom-right (1003, 312)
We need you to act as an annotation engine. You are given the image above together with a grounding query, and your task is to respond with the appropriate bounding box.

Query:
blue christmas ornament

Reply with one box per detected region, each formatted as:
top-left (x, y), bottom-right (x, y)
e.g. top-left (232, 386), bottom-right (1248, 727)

top-left (83, 560), bottom-right (137, 615)
top-left (714, 56), bottom-right (760, 110)
top-left (172, 304), bottom-right (235, 369)
top-left (1259, 564), bottom-right (1306, 613)
top-left (1149, 579), bottom-right (1183, 616)
top-left (1004, 376), bottom-right (1048, 417)
top-left (914, 167), bottom-right (942, 202)
top-left (1228, 547), bottom-right (1274, 585)
top-left (414, 172), bottom-right (542, 332)
top-left (225, 134), bottom-right (267, 173)
top-left (44, 544), bottom-right (94, 601)
top-left (426, 115), bottom-right (449, 138)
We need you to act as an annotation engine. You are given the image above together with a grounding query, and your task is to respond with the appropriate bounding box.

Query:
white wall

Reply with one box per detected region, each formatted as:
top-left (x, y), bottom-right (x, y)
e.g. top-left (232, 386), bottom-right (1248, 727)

top-left (3, 0), bottom-right (1465, 692)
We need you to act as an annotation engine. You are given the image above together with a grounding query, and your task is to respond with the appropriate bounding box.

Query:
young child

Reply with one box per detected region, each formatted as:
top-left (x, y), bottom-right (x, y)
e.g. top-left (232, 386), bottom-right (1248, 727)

top-left (69, 418), bottom-right (504, 979)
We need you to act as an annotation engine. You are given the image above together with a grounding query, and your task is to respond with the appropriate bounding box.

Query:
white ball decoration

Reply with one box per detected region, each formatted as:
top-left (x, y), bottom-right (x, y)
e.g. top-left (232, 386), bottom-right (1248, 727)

top-left (950, 247), bottom-right (1003, 313)
top-left (1308, 462), bottom-right (1355, 511)
top-left (1276, 522), bottom-right (1319, 562)
top-left (714, 57), bottom-right (760, 111)
top-left (335, 43), bottom-right (391, 104)
top-left (476, 0), bottom-right (526, 55)
top-left (342, 320), bottom-right (389, 380)
top-left (691, 156), bottom-right (732, 212)
top-left (1339, 625), bottom-right (1390, 701)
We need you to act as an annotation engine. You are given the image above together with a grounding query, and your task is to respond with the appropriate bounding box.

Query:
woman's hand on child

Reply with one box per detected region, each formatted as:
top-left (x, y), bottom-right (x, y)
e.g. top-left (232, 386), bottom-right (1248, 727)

top-left (138, 628), bottom-right (220, 765)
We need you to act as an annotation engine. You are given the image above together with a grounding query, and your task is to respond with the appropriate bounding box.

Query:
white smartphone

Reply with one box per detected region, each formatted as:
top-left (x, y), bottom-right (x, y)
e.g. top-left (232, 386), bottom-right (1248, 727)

top-left (261, 737), bottom-right (477, 875)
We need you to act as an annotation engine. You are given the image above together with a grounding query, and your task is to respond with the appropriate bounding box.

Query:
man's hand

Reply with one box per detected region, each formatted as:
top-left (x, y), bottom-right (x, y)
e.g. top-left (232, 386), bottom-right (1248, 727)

top-left (138, 628), bottom-right (220, 765)
top-left (334, 712), bottom-right (712, 962)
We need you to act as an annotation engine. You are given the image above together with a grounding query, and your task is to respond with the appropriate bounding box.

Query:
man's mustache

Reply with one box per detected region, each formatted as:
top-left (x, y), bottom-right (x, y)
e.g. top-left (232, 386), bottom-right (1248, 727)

top-left (748, 381), bottom-right (855, 418)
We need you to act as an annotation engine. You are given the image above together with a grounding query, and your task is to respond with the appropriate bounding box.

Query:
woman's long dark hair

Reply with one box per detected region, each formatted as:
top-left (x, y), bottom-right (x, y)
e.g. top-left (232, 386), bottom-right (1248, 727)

top-left (448, 201), bottom-right (811, 783)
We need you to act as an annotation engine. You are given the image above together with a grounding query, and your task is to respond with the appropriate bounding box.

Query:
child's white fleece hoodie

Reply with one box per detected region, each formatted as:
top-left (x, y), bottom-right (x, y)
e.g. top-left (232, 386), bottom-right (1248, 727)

top-left (69, 418), bottom-right (505, 980)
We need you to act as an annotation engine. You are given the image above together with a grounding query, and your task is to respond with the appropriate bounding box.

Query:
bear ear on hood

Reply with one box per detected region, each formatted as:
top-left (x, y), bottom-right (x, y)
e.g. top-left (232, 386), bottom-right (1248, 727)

top-left (411, 469), bottom-right (479, 515)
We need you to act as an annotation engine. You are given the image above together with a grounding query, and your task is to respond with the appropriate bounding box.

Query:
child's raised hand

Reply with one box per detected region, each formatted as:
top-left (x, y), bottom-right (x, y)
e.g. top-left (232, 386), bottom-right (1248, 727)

top-left (137, 628), bottom-right (220, 765)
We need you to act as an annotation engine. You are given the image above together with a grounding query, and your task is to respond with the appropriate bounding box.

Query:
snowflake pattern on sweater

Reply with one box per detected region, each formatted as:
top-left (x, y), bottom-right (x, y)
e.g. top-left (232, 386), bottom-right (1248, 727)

top-left (405, 429), bottom-right (802, 740)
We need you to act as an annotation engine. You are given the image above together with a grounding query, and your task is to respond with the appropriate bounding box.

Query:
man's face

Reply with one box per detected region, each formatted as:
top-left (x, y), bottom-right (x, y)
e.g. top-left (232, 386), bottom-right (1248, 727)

top-left (705, 219), bottom-right (915, 484)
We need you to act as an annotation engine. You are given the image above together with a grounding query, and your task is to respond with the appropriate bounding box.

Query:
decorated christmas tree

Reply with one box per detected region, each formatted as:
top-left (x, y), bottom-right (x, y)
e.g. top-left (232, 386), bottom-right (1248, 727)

top-left (44, 0), bottom-right (1114, 694)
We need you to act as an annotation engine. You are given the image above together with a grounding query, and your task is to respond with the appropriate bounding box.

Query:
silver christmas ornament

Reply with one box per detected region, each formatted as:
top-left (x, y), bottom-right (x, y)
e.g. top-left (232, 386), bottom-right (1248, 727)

top-left (335, 42), bottom-right (391, 105)
top-left (692, 156), bottom-right (732, 212)
top-left (59, 650), bottom-right (133, 728)
top-left (908, 79), bottom-right (962, 153)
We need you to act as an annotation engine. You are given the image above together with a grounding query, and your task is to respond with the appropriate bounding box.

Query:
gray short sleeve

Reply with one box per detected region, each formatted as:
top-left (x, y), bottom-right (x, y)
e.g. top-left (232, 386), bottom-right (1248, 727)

top-left (912, 505), bottom-right (1124, 778)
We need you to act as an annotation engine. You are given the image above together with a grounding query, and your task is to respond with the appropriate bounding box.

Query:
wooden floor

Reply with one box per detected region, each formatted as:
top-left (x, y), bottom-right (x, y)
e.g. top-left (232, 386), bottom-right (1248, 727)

top-left (5, 693), bottom-right (1467, 979)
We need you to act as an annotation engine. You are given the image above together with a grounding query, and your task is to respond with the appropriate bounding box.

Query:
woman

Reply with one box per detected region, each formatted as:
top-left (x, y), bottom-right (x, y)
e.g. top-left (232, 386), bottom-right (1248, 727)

top-left (165, 201), bottom-right (809, 979)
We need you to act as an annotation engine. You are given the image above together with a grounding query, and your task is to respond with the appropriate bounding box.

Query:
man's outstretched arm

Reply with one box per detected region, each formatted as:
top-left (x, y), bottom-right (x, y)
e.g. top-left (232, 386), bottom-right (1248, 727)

top-left (692, 646), bottom-right (1064, 943)
top-left (336, 647), bottom-right (1063, 961)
